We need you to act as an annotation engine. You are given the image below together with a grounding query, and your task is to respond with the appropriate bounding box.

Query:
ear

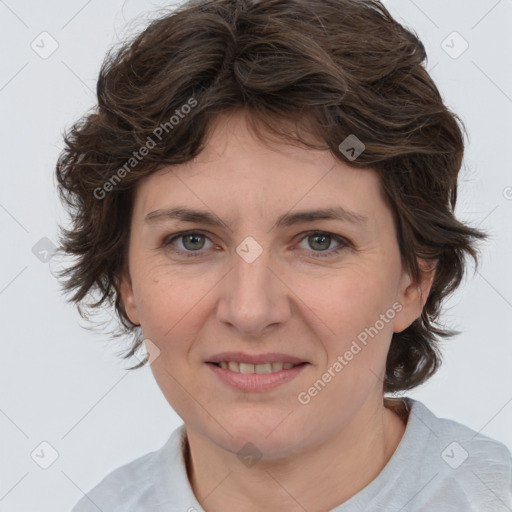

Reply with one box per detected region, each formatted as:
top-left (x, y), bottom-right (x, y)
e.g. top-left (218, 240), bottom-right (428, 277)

top-left (393, 258), bottom-right (437, 333)
top-left (118, 270), bottom-right (141, 326)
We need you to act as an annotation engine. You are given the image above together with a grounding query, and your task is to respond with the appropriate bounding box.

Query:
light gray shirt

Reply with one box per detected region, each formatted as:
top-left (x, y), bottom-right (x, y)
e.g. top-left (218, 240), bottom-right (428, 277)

top-left (71, 398), bottom-right (512, 511)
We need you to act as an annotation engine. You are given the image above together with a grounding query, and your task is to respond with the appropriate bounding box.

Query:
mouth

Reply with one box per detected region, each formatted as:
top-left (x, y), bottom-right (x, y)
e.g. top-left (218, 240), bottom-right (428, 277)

top-left (205, 353), bottom-right (310, 392)
top-left (207, 361), bottom-right (307, 374)
top-left (205, 352), bottom-right (310, 393)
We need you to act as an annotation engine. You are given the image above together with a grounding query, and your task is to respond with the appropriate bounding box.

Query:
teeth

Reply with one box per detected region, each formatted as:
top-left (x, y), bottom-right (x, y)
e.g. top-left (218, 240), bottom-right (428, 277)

top-left (256, 363), bottom-right (273, 374)
top-left (216, 362), bottom-right (299, 373)
top-left (239, 363), bottom-right (254, 374)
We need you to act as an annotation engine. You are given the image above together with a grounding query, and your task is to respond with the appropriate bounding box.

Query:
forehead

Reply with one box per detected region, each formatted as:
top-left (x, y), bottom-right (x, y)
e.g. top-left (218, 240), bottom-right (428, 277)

top-left (133, 110), bottom-right (386, 223)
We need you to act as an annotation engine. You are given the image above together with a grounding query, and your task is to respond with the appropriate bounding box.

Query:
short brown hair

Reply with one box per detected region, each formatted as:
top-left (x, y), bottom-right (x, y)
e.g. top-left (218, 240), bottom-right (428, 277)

top-left (55, 0), bottom-right (486, 393)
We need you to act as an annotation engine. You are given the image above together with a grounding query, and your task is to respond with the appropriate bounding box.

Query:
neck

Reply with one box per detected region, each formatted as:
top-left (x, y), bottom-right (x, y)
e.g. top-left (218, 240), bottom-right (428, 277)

top-left (185, 398), bottom-right (407, 512)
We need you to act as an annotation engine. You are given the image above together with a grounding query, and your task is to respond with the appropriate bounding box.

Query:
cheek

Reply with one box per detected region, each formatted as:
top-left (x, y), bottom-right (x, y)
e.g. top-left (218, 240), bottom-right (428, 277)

top-left (132, 267), bottom-right (207, 346)
top-left (324, 264), bottom-right (399, 323)
top-left (315, 266), bottom-right (400, 372)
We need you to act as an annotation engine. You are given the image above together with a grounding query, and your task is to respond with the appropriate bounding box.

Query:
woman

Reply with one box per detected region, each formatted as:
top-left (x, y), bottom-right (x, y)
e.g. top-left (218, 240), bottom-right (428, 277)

top-left (55, 0), bottom-right (512, 510)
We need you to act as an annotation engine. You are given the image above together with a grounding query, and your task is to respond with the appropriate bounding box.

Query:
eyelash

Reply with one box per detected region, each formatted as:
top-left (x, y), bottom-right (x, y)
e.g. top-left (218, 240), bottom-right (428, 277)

top-left (161, 230), bottom-right (351, 259)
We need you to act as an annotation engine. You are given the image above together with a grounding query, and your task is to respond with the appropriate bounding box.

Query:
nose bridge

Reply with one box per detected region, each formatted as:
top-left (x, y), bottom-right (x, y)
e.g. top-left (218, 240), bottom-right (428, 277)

top-left (216, 239), bottom-right (290, 335)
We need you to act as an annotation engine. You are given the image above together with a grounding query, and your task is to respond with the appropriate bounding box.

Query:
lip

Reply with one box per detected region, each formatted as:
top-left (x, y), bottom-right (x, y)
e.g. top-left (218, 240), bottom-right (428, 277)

top-left (206, 352), bottom-right (307, 365)
top-left (206, 361), bottom-right (309, 392)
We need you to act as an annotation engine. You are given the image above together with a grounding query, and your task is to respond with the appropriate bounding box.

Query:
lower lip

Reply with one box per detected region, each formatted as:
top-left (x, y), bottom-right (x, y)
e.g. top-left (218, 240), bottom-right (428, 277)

top-left (206, 362), bottom-right (308, 392)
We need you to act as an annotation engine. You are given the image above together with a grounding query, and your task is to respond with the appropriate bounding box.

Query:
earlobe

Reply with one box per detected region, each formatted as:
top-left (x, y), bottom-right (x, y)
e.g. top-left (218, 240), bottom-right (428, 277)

top-left (119, 273), bottom-right (141, 326)
top-left (393, 259), bottom-right (437, 334)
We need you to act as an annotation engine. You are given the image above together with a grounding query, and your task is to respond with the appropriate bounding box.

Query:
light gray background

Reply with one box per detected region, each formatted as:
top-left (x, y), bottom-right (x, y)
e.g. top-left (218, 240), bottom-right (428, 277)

top-left (0, 0), bottom-right (511, 510)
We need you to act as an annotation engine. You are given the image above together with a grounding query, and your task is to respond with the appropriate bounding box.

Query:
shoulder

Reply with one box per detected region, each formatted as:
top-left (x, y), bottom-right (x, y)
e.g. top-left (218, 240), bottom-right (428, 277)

top-left (408, 398), bottom-right (512, 469)
top-left (405, 398), bottom-right (512, 509)
top-left (70, 425), bottom-right (186, 512)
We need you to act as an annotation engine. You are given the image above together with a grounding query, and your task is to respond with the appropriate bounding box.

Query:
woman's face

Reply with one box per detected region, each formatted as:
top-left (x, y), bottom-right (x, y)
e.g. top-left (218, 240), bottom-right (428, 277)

top-left (120, 110), bottom-right (429, 459)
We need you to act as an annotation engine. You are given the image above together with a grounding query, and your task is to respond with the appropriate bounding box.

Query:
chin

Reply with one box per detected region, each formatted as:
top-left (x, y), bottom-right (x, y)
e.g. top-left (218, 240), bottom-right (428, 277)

top-left (204, 412), bottom-right (308, 458)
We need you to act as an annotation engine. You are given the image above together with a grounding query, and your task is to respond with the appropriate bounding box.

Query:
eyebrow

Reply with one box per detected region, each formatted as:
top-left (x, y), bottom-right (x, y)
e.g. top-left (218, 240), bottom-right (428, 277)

top-left (144, 206), bottom-right (368, 230)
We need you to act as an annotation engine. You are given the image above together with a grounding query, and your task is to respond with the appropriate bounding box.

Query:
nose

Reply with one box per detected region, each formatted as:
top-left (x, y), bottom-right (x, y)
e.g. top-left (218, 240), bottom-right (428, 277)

top-left (215, 245), bottom-right (292, 338)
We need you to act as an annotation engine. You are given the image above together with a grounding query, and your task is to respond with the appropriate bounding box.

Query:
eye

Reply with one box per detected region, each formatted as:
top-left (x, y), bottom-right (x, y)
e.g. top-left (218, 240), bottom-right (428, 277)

top-left (296, 231), bottom-right (350, 258)
top-left (162, 231), bottom-right (214, 257)
top-left (161, 230), bottom-right (351, 259)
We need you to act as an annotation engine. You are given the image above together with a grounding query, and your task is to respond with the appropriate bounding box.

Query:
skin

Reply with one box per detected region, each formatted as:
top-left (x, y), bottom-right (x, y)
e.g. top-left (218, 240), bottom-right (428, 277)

top-left (120, 109), bottom-right (435, 511)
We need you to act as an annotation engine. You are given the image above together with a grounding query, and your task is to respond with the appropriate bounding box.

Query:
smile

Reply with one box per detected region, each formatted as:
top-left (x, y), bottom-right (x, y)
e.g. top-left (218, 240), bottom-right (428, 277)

top-left (206, 361), bottom-right (309, 392)
top-left (211, 362), bottom-right (303, 373)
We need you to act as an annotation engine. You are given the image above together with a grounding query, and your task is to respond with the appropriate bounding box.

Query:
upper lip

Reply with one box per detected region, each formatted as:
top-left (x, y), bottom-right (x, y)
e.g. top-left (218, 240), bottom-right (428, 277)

top-left (206, 352), bottom-right (307, 365)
